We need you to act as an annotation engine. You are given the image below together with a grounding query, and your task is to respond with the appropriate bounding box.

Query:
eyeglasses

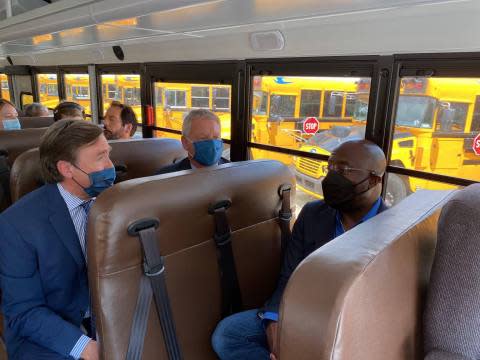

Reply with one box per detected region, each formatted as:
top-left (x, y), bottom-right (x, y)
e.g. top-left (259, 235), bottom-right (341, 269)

top-left (322, 163), bottom-right (379, 177)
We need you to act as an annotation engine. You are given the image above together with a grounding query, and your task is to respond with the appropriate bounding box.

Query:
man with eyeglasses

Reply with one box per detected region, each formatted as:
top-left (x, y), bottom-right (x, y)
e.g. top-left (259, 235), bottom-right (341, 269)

top-left (212, 139), bottom-right (389, 360)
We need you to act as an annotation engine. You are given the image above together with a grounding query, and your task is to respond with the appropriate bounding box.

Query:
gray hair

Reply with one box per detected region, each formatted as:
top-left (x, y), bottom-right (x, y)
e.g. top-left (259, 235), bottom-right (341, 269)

top-left (182, 109), bottom-right (221, 137)
top-left (24, 102), bottom-right (49, 117)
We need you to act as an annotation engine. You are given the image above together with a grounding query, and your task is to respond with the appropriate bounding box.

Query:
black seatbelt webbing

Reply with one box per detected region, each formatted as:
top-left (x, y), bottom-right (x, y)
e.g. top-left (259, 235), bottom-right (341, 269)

top-left (126, 276), bottom-right (152, 360)
top-left (127, 219), bottom-right (182, 360)
top-left (209, 201), bottom-right (242, 317)
top-left (278, 184), bottom-right (293, 257)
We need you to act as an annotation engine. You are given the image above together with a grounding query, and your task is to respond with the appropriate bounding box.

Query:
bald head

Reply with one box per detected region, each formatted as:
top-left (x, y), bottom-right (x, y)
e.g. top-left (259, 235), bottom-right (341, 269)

top-left (331, 140), bottom-right (386, 176)
top-left (325, 139), bottom-right (386, 213)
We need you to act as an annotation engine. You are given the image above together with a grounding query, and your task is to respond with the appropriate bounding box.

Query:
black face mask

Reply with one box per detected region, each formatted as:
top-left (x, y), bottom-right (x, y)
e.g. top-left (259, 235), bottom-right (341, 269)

top-left (322, 170), bottom-right (371, 211)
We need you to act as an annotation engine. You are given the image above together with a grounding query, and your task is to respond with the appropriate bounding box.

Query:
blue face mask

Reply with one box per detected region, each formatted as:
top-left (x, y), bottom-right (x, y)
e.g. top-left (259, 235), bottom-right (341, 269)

top-left (190, 138), bottom-right (223, 166)
top-left (75, 166), bottom-right (116, 197)
top-left (2, 118), bottom-right (21, 131)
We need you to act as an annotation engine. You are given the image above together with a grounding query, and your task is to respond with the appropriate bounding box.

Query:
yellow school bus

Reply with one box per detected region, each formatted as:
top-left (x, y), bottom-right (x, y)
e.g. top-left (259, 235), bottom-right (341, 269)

top-left (251, 76), bottom-right (358, 164)
top-left (37, 74), bottom-right (60, 109)
top-left (101, 75), bottom-right (143, 121)
top-left (64, 74), bottom-right (92, 115)
top-left (0, 74), bottom-right (10, 101)
top-left (154, 83), bottom-right (231, 140)
top-left (294, 77), bottom-right (480, 205)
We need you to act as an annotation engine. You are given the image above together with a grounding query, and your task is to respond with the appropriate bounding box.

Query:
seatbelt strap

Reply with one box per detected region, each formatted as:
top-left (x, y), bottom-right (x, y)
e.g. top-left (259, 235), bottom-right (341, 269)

top-left (126, 276), bottom-right (152, 360)
top-left (278, 184), bottom-right (293, 257)
top-left (209, 200), bottom-right (242, 317)
top-left (127, 219), bottom-right (182, 360)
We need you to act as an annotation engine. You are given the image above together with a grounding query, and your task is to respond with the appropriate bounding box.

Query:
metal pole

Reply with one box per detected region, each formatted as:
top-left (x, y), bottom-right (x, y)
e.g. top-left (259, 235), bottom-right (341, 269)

top-left (6, 0), bottom-right (13, 18)
top-left (88, 64), bottom-right (99, 124)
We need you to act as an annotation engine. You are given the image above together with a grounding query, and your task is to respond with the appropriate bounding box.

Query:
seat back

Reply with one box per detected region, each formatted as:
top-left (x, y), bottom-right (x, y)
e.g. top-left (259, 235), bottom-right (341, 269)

top-left (278, 190), bottom-right (454, 360)
top-left (18, 116), bottom-right (54, 129)
top-left (10, 138), bottom-right (186, 203)
top-left (0, 128), bottom-right (47, 166)
top-left (424, 184), bottom-right (480, 360)
top-left (87, 160), bottom-right (295, 359)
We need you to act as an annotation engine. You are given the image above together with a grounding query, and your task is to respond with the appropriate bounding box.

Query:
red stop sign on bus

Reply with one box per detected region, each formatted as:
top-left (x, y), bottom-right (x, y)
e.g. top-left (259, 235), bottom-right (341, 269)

top-left (303, 117), bottom-right (319, 134)
top-left (473, 133), bottom-right (480, 156)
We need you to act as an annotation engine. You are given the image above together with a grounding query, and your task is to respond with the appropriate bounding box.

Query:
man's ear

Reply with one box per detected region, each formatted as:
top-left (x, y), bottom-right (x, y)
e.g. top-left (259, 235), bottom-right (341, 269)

top-left (57, 160), bottom-right (74, 180)
top-left (124, 123), bottom-right (133, 136)
top-left (181, 136), bottom-right (193, 155)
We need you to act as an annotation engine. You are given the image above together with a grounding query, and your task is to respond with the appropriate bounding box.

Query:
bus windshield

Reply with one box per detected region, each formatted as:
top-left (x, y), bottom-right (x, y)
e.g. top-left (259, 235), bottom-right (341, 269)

top-left (395, 95), bottom-right (436, 129)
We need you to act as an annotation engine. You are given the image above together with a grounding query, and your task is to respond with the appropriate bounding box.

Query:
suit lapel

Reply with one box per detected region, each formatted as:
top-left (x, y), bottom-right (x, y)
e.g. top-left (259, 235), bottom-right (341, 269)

top-left (46, 184), bottom-right (85, 270)
top-left (314, 205), bottom-right (337, 248)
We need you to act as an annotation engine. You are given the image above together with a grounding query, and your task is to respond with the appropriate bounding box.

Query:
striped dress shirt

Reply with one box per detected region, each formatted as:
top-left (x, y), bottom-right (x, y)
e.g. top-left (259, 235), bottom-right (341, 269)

top-left (57, 184), bottom-right (94, 359)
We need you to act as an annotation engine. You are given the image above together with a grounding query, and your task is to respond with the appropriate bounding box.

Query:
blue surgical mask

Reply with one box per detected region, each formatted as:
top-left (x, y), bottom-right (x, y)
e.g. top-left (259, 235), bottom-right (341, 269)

top-left (190, 138), bottom-right (223, 166)
top-left (2, 118), bottom-right (21, 131)
top-left (74, 166), bottom-right (116, 197)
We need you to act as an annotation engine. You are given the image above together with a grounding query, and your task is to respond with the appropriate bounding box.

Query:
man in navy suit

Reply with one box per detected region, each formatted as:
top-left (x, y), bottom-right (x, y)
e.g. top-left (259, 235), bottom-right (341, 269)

top-left (156, 109), bottom-right (229, 175)
top-left (212, 140), bottom-right (389, 360)
top-left (0, 119), bottom-right (116, 359)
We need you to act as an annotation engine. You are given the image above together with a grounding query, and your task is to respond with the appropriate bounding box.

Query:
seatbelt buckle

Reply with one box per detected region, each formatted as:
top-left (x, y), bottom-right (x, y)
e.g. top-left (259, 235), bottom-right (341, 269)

top-left (279, 210), bottom-right (292, 221)
top-left (143, 261), bottom-right (165, 277)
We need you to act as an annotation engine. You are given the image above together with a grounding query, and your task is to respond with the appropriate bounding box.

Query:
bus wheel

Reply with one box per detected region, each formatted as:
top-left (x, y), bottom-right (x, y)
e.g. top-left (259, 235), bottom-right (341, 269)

top-left (385, 173), bottom-right (407, 207)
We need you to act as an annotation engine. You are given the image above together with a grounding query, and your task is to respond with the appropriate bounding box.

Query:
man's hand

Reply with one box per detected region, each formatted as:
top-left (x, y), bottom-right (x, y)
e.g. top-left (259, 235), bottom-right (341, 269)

top-left (265, 321), bottom-right (278, 359)
top-left (80, 340), bottom-right (99, 360)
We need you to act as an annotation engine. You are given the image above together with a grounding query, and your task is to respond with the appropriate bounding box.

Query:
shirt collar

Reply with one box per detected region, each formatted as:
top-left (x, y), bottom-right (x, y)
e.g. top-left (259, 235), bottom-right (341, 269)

top-left (57, 183), bottom-right (88, 211)
top-left (335, 197), bottom-right (382, 230)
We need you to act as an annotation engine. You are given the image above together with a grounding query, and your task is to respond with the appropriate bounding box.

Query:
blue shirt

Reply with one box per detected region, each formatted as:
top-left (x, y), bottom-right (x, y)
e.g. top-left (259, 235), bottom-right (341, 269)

top-left (262, 198), bottom-right (383, 323)
top-left (57, 184), bottom-right (93, 359)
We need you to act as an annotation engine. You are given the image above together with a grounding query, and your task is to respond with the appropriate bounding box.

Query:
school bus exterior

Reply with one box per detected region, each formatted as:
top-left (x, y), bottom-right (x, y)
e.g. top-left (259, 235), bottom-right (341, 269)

top-left (101, 74), bottom-right (143, 121)
top-left (294, 77), bottom-right (480, 204)
top-left (0, 74), bottom-right (10, 101)
top-left (37, 73), bottom-right (60, 109)
top-left (154, 83), bottom-right (232, 140)
top-left (64, 74), bottom-right (91, 114)
top-left (251, 76), bottom-right (359, 165)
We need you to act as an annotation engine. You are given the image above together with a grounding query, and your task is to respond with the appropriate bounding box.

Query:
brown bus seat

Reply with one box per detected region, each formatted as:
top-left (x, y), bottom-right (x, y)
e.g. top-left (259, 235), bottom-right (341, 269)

top-left (18, 116), bottom-right (54, 129)
top-left (87, 160), bottom-right (295, 359)
top-left (0, 127), bottom-right (47, 167)
top-left (0, 127), bottom-right (47, 211)
top-left (10, 138), bottom-right (187, 203)
top-left (277, 190), bottom-right (454, 360)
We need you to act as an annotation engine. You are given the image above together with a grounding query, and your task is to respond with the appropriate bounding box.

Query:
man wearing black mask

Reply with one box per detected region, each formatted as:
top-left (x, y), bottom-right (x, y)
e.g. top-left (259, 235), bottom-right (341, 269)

top-left (212, 140), bottom-right (388, 360)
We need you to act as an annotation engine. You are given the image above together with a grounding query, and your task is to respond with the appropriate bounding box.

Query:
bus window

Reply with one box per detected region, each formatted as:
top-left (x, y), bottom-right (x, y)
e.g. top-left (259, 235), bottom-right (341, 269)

top-left (323, 91), bottom-right (343, 118)
top-left (0, 74), bottom-right (11, 101)
top-left (37, 73), bottom-right (60, 108)
top-left (101, 74), bottom-right (141, 121)
top-left (471, 95), bottom-right (480, 132)
top-left (345, 93), bottom-right (356, 117)
top-left (65, 74), bottom-right (91, 115)
top-left (390, 77), bottom-right (480, 196)
top-left (250, 75), bottom-right (370, 210)
top-left (270, 94), bottom-right (295, 118)
top-left (124, 87), bottom-right (141, 106)
top-left (300, 90), bottom-right (321, 118)
top-left (154, 82), bottom-right (232, 141)
top-left (253, 90), bottom-right (268, 115)
top-left (213, 87), bottom-right (230, 111)
top-left (191, 87), bottom-right (210, 108)
top-left (385, 173), bottom-right (460, 207)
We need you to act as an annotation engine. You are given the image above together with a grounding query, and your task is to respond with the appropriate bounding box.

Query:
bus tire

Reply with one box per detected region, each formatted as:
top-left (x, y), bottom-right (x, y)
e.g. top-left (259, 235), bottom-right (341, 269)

top-left (385, 173), bottom-right (408, 207)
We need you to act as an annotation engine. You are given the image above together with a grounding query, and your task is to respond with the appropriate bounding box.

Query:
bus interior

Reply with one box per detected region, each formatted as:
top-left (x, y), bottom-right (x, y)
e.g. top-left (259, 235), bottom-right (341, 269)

top-left (0, 0), bottom-right (479, 359)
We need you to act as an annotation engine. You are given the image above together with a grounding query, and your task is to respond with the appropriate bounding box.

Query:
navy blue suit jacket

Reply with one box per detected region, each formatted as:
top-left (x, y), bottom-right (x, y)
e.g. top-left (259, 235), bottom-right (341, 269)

top-left (261, 199), bottom-right (388, 314)
top-left (0, 184), bottom-right (89, 359)
top-left (155, 157), bottom-right (230, 175)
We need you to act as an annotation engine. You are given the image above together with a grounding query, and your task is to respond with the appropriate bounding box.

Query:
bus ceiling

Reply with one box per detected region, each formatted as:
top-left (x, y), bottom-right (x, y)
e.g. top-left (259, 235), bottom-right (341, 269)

top-left (0, 0), bottom-right (479, 65)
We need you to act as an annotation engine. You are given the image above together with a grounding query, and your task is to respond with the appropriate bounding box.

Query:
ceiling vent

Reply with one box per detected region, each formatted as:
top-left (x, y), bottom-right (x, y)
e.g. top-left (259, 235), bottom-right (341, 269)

top-left (249, 30), bottom-right (285, 51)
